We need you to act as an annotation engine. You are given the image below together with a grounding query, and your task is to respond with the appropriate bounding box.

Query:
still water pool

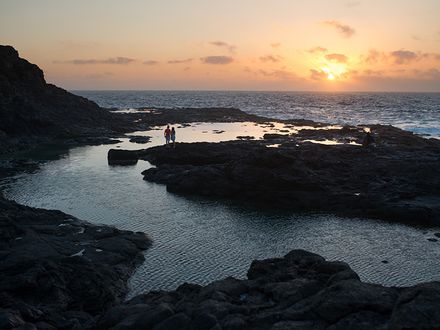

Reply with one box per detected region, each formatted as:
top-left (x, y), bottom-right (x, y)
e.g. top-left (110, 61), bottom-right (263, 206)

top-left (2, 122), bottom-right (439, 297)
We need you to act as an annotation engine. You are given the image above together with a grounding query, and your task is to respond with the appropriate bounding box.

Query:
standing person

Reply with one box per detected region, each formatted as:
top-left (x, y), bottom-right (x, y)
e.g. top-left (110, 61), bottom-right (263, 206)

top-left (171, 127), bottom-right (176, 148)
top-left (164, 125), bottom-right (171, 146)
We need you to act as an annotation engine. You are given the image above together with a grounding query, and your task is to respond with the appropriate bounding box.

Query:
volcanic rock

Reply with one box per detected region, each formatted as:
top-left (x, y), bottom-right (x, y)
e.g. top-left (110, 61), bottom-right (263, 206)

top-left (0, 194), bottom-right (151, 329)
top-left (140, 128), bottom-right (440, 226)
top-left (96, 250), bottom-right (440, 329)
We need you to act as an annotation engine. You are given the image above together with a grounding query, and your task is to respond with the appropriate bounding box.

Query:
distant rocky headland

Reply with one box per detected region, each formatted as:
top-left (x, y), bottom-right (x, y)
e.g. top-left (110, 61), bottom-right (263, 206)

top-left (1, 45), bottom-right (440, 329)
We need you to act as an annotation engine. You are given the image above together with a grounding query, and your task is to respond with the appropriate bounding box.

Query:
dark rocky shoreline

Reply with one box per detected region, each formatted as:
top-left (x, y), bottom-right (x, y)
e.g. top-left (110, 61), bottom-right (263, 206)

top-left (0, 195), bottom-right (151, 329)
top-left (96, 249), bottom-right (440, 330)
top-left (135, 124), bottom-right (440, 227)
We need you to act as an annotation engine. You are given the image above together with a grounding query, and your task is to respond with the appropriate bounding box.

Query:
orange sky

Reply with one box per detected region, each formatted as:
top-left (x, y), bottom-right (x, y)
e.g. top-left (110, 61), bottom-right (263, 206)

top-left (1, 0), bottom-right (440, 91)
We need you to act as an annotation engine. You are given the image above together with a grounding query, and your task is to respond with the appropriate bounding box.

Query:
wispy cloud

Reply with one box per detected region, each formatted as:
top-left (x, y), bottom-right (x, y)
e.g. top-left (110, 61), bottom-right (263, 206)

top-left (363, 49), bottom-right (386, 64)
top-left (260, 70), bottom-right (295, 80)
top-left (143, 60), bottom-right (159, 65)
top-left (259, 55), bottom-right (283, 63)
top-left (85, 72), bottom-right (114, 79)
top-left (310, 69), bottom-right (328, 80)
top-left (325, 53), bottom-right (348, 63)
top-left (308, 46), bottom-right (327, 54)
top-left (345, 1), bottom-right (361, 8)
top-left (363, 69), bottom-right (385, 77)
top-left (270, 43), bottom-right (281, 48)
top-left (390, 50), bottom-right (418, 64)
top-left (323, 20), bottom-right (356, 38)
top-left (363, 49), bottom-right (440, 65)
top-left (209, 41), bottom-right (236, 53)
top-left (413, 68), bottom-right (440, 79)
top-left (168, 58), bottom-right (193, 64)
top-left (200, 56), bottom-right (234, 65)
top-left (54, 57), bottom-right (135, 65)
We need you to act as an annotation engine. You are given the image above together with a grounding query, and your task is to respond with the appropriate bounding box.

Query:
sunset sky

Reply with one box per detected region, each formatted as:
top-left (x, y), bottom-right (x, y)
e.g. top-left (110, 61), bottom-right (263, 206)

top-left (1, 0), bottom-right (439, 91)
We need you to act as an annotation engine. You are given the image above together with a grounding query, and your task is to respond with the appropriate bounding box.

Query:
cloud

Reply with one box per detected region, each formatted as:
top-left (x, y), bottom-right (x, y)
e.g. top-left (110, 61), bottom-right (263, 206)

top-left (390, 50), bottom-right (418, 64)
top-left (363, 69), bottom-right (385, 77)
top-left (362, 49), bottom-right (440, 66)
top-left (363, 49), bottom-right (386, 64)
top-left (308, 46), bottom-right (327, 54)
top-left (168, 58), bottom-right (193, 64)
top-left (259, 55), bottom-right (283, 63)
top-left (413, 68), bottom-right (440, 79)
top-left (256, 69), bottom-right (297, 80)
top-left (325, 53), bottom-right (348, 63)
top-left (54, 57), bottom-right (135, 65)
top-left (209, 41), bottom-right (236, 53)
top-left (323, 20), bottom-right (356, 38)
top-left (345, 1), bottom-right (361, 7)
top-left (310, 69), bottom-right (328, 81)
top-left (349, 70), bottom-right (440, 91)
top-left (270, 43), bottom-right (281, 48)
top-left (200, 56), bottom-right (234, 65)
top-left (85, 72), bottom-right (114, 79)
top-left (143, 60), bottom-right (159, 65)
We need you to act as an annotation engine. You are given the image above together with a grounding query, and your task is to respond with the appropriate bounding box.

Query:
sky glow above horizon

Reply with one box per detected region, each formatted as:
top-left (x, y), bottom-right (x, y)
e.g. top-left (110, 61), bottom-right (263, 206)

top-left (1, 0), bottom-right (440, 91)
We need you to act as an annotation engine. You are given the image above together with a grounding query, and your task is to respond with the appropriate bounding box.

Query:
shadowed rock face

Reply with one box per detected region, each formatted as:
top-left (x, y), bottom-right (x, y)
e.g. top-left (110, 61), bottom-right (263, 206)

top-left (0, 45), bottom-right (130, 153)
top-left (96, 249), bottom-right (440, 330)
top-left (139, 126), bottom-right (440, 226)
top-left (0, 195), bottom-right (151, 329)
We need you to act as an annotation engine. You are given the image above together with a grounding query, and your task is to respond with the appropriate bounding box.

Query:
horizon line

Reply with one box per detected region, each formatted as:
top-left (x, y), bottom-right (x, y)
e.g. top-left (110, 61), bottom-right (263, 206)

top-left (70, 89), bottom-right (440, 93)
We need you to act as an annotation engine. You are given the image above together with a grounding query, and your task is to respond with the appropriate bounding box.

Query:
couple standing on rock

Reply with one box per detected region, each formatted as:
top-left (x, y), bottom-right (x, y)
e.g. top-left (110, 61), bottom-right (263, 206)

top-left (164, 125), bottom-right (176, 147)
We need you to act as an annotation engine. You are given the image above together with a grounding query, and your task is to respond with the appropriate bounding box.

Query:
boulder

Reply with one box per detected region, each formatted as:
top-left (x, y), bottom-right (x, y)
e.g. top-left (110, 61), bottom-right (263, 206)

top-left (108, 149), bottom-right (139, 165)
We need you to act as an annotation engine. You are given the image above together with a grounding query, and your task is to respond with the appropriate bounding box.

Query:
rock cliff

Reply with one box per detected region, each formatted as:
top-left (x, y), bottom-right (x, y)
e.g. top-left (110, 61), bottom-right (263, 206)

top-left (0, 45), bottom-right (127, 153)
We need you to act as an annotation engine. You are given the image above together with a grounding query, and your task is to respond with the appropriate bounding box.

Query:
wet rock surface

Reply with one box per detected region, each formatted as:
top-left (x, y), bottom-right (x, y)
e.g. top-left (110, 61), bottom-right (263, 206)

top-left (96, 249), bottom-right (440, 330)
top-left (0, 195), bottom-right (151, 329)
top-left (140, 125), bottom-right (440, 226)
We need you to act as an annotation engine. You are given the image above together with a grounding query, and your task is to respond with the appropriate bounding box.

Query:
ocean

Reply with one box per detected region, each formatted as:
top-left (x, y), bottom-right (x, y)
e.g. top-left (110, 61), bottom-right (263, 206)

top-left (74, 91), bottom-right (440, 138)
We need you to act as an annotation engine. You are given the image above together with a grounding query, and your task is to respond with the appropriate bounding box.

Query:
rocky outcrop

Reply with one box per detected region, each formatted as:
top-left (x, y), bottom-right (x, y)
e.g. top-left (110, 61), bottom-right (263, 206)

top-left (108, 149), bottom-right (140, 165)
top-left (96, 249), bottom-right (440, 330)
top-left (140, 126), bottom-right (440, 226)
top-left (0, 45), bottom-right (129, 154)
top-left (0, 195), bottom-right (151, 329)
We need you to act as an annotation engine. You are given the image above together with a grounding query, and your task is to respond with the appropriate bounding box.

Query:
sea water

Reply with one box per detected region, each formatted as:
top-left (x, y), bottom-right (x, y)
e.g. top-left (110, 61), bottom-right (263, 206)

top-left (75, 91), bottom-right (440, 138)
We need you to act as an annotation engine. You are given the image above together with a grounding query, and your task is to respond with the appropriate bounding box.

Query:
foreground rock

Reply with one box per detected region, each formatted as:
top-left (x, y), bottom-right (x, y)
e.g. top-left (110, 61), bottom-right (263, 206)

top-left (96, 249), bottom-right (440, 330)
top-left (140, 125), bottom-right (440, 226)
top-left (0, 195), bottom-right (151, 329)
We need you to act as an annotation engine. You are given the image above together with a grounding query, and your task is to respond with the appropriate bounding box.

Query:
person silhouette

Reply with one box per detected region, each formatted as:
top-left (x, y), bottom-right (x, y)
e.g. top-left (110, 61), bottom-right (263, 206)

top-left (164, 125), bottom-right (171, 146)
top-left (171, 127), bottom-right (176, 148)
top-left (362, 129), bottom-right (374, 147)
